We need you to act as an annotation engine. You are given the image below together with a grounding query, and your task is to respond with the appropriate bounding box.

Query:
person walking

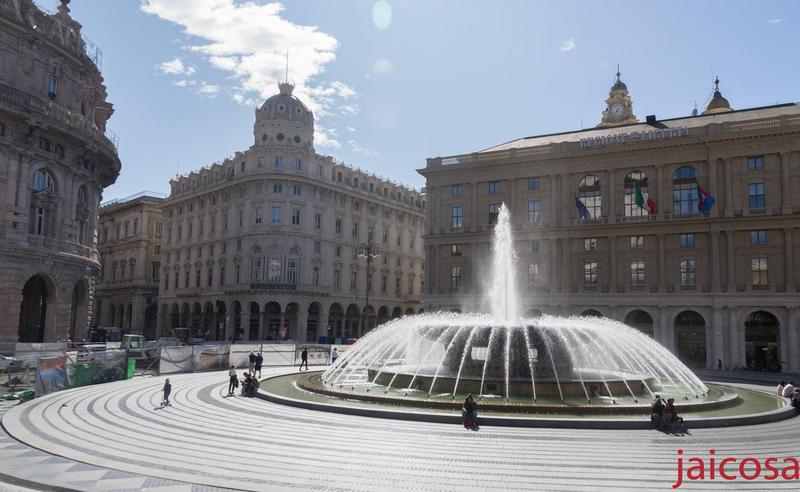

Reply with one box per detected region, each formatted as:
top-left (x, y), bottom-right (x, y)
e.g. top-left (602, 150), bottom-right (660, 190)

top-left (462, 394), bottom-right (478, 430)
top-left (254, 352), bottom-right (263, 378)
top-left (331, 346), bottom-right (338, 365)
top-left (227, 365), bottom-right (238, 396)
top-left (162, 378), bottom-right (172, 407)
top-left (299, 347), bottom-right (309, 371)
top-left (248, 351), bottom-right (256, 375)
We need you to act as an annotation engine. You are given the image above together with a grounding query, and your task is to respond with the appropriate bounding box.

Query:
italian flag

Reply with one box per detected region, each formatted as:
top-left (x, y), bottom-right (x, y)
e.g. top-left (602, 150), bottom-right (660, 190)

top-left (634, 183), bottom-right (657, 214)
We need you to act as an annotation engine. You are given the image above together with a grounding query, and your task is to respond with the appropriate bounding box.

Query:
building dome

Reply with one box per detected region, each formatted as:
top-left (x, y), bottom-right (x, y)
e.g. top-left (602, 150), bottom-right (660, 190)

top-left (253, 82), bottom-right (314, 149)
top-left (703, 77), bottom-right (733, 115)
top-left (610, 70), bottom-right (628, 93)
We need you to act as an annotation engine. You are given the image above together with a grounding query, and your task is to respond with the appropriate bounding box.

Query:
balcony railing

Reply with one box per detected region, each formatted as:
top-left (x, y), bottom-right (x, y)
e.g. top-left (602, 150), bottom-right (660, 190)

top-left (27, 234), bottom-right (97, 260)
top-left (249, 282), bottom-right (297, 291)
top-left (0, 82), bottom-right (118, 154)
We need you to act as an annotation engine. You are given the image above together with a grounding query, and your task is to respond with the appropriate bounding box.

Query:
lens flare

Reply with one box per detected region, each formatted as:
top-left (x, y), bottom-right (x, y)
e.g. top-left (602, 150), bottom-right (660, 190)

top-left (372, 1), bottom-right (392, 30)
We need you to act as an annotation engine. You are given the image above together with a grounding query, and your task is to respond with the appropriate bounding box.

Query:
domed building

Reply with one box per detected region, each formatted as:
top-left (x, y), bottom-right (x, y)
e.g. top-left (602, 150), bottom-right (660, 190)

top-left (0, 0), bottom-right (121, 347)
top-left (158, 82), bottom-right (425, 343)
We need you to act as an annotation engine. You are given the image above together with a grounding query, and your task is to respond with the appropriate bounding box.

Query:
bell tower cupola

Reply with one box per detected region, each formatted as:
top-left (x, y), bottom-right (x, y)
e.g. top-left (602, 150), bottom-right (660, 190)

top-left (702, 77), bottom-right (734, 115)
top-left (597, 67), bottom-right (639, 128)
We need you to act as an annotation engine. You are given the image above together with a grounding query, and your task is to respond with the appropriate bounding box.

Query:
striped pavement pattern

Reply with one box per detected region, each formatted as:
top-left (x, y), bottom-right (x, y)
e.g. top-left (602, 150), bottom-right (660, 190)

top-left (1, 367), bottom-right (799, 491)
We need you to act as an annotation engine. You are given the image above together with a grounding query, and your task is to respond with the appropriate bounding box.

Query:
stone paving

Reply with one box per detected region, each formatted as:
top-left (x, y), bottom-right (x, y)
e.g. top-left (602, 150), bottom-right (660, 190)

top-left (0, 367), bottom-right (798, 491)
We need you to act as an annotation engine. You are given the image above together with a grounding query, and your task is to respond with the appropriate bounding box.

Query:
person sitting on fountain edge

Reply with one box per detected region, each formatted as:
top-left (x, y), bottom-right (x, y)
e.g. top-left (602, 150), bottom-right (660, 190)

top-left (462, 394), bottom-right (479, 430)
top-left (650, 395), bottom-right (665, 430)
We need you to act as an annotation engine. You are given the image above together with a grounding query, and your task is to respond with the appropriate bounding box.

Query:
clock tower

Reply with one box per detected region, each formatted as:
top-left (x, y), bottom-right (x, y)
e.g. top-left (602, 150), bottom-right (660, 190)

top-left (597, 68), bottom-right (638, 128)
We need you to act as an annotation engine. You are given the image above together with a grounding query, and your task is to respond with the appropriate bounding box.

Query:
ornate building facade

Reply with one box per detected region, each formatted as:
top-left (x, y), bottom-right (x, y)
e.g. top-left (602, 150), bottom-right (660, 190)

top-left (0, 0), bottom-right (120, 345)
top-left (158, 82), bottom-right (425, 343)
top-left (95, 192), bottom-right (164, 339)
top-left (420, 73), bottom-right (800, 372)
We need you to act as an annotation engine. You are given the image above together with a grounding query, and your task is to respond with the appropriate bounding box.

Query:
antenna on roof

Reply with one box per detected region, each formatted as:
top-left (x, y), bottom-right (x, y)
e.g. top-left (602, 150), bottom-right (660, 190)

top-left (579, 117), bottom-right (584, 129)
top-left (285, 50), bottom-right (289, 83)
top-left (176, 160), bottom-right (180, 179)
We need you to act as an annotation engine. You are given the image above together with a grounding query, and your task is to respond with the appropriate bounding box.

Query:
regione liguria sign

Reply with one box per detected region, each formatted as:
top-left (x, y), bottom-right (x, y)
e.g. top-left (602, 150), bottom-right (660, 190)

top-left (580, 126), bottom-right (690, 149)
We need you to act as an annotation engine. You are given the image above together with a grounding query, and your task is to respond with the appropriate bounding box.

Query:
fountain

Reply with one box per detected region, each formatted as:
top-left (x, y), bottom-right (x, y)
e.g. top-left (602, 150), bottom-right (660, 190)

top-left (316, 204), bottom-right (710, 408)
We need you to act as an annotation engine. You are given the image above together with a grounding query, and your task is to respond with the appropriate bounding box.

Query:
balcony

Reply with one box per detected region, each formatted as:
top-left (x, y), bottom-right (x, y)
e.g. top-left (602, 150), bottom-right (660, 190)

top-left (249, 282), bottom-right (297, 291)
top-left (0, 82), bottom-right (118, 154)
top-left (27, 234), bottom-right (97, 261)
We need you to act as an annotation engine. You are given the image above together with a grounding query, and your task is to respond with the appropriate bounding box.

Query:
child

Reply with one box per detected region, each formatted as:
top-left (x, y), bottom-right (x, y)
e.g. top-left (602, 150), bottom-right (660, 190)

top-left (162, 378), bottom-right (172, 407)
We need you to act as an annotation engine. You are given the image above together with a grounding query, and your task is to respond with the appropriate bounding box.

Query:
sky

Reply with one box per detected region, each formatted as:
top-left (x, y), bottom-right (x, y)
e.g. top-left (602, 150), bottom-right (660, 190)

top-left (38, 0), bottom-right (798, 201)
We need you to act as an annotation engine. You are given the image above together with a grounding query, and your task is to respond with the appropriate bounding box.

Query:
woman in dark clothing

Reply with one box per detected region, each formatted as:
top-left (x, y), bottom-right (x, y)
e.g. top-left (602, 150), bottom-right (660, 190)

top-left (227, 365), bottom-right (237, 396)
top-left (462, 394), bottom-right (479, 430)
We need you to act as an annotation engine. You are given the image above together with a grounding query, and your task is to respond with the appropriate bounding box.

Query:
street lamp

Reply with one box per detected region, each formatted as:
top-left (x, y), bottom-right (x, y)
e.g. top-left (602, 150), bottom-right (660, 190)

top-left (357, 240), bottom-right (381, 336)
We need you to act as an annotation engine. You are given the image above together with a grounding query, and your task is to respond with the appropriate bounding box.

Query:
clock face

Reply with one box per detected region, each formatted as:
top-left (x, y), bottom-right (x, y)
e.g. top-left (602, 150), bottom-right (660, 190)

top-left (611, 104), bottom-right (626, 117)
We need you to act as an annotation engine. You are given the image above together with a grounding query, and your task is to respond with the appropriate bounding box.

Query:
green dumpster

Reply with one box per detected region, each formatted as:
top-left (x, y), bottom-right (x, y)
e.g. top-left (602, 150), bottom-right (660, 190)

top-left (126, 358), bottom-right (136, 379)
top-left (67, 363), bottom-right (93, 388)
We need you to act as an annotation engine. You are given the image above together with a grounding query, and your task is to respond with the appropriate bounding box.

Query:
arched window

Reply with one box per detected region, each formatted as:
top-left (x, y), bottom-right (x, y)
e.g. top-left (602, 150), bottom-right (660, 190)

top-left (76, 185), bottom-right (89, 245)
top-left (578, 175), bottom-right (601, 219)
top-left (33, 169), bottom-right (55, 192)
top-left (251, 246), bottom-right (263, 283)
top-left (672, 166), bottom-right (699, 214)
top-left (623, 171), bottom-right (650, 217)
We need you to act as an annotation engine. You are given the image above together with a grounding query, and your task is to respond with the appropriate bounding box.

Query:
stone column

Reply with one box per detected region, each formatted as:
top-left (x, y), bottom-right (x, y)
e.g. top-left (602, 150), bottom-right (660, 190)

top-left (710, 231), bottom-right (721, 292)
top-left (16, 155), bottom-right (30, 209)
top-left (241, 309), bottom-right (250, 340)
top-left (780, 310), bottom-right (790, 373)
top-left (781, 152), bottom-right (792, 214)
top-left (560, 238), bottom-right (570, 293)
top-left (784, 227), bottom-right (794, 292)
top-left (707, 159), bottom-right (719, 219)
top-left (608, 169), bottom-right (616, 222)
top-left (608, 235), bottom-right (617, 291)
top-left (318, 309), bottom-right (329, 344)
top-left (470, 181), bottom-right (478, 229)
top-left (656, 165), bottom-right (666, 219)
top-left (279, 312), bottom-right (286, 339)
top-left (723, 157), bottom-right (734, 217)
top-left (725, 230), bottom-right (736, 291)
top-left (658, 306), bottom-right (672, 352)
top-left (711, 307), bottom-right (723, 369)
top-left (550, 175), bottom-right (559, 226)
top-left (508, 178), bottom-right (516, 213)
top-left (728, 307), bottom-right (742, 368)
top-left (550, 238), bottom-right (560, 292)
top-left (296, 313), bottom-right (309, 343)
top-left (4, 152), bottom-right (19, 209)
top-left (225, 311), bottom-right (234, 341)
top-left (657, 234), bottom-right (666, 292)
top-left (258, 311), bottom-right (266, 341)
top-left (561, 174), bottom-right (571, 226)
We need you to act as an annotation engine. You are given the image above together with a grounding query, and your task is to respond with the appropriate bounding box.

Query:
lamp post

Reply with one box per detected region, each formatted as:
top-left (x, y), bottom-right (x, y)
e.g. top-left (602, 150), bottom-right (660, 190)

top-left (357, 240), bottom-right (380, 336)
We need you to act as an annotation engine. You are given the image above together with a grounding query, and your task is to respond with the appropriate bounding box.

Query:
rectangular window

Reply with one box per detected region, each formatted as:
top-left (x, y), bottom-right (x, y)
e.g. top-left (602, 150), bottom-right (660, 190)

top-left (207, 266), bottom-right (213, 287)
top-left (255, 208), bottom-right (263, 224)
top-left (528, 263), bottom-right (540, 286)
top-left (275, 156), bottom-right (284, 169)
top-left (748, 182), bottom-right (765, 209)
top-left (273, 183), bottom-right (283, 193)
top-left (316, 164), bottom-right (324, 176)
top-left (527, 200), bottom-right (540, 224)
top-left (630, 236), bottom-right (644, 249)
top-left (271, 207), bottom-right (281, 224)
top-left (630, 260), bottom-right (645, 286)
top-left (287, 259), bottom-right (298, 284)
top-left (293, 185), bottom-right (302, 196)
top-left (353, 201), bottom-right (361, 211)
top-left (334, 270), bottom-right (341, 288)
top-left (451, 184), bottom-right (463, 197)
top-left (450, 265), bottom-right (462, 289)
top-left (47, 76), bottom-right (58, 99)
top-left (584, 238), bottom-right (597, 251)
top-left (314, 213), bottom-right (322, 230)
top-left (527, 177), bottom-right (540, 190)
top-left (751, 230), bottom-right (768, 245)
top-left (531, 239), bottom-right (540, 253)
top-left (751, 256), bottom-right (768, 285)
top-left (747, 155), bottom-right (764, 171)
top-left (335, 246), bottom-right (341, 257)
top-left (291, 208), bottom-right (301, 225)
top-left (488, 181), bottom-right (500, 194)
top-left (583, 261), bottom-right (598, 285)
top-left (352, 223), bottom-right (359, 238)
top-left (312, 267), bottom-right (320, 286)
top-left (451, 206), bottom-right (463, 228)
top-left (154, 244), bottom-right (161, 255)
top-left (488, 203), bottom-right (500, 224)
top-left (381, 275), bottom-right (387, 293)
top-left (220, 265), bottom-right (225, 286)
top-left (680, 258), bottom-right (696, 287)
top-left (350, 271), bottom-right (357, 290)
top-left (451, 244), bottom-right (462, 256)
top-left (239, 210), bottom-right (243, 227)
top-left (368, 226), bottom-right (374, 242)
top-left (314, 241), bottom-right (321, 254)
top-left (152, 263), bottom-right (160, 281)
top-left (679, 233), bottom-right (695, 248)
top-left (335, 218), bottom-right (342, 234)
top-left (295, 158), bottom-right (303, 171)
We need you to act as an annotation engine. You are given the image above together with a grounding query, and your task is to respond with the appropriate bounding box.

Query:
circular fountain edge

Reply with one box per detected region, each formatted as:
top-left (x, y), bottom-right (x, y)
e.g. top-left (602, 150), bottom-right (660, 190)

top-left (258, 371), bottom-right (797, 429)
